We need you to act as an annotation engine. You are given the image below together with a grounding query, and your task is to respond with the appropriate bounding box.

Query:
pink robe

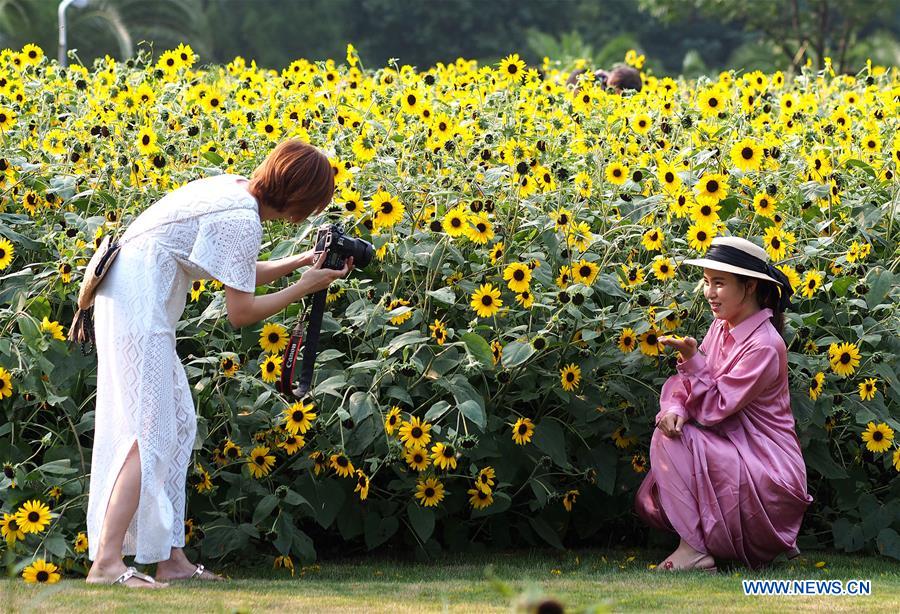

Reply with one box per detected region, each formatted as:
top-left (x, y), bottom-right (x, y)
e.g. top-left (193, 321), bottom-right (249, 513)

top-left (635, 308), bottom-right (813, 568)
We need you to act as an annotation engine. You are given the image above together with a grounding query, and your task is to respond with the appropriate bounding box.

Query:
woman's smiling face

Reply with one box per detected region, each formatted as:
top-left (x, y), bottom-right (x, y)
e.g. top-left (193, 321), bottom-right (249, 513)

top-left (702, 268), bottom-right (757, 324)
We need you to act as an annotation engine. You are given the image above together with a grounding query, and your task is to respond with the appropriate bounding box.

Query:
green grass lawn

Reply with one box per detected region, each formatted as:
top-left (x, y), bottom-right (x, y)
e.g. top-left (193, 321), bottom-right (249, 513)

top-left (4, 548), bottom-right (899, 613)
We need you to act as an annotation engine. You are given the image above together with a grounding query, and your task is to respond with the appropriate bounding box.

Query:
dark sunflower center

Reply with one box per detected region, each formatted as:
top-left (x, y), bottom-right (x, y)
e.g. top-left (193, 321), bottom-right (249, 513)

top-left (476, 223), bottom-right (486, 232)
top-left (518, 424), bottom-right (528, 434)
top-left (647, 334), bottom-right (658, 345)
top-left (255, 456), bottom-right (265, 465)
top-left (660, 265), bottom-right (669, 273)
top-left (808, 279), bottom-right (816, 289)
top-left (580, 266), bottom-right (591, 277)
top-left (566, 372), bottom-right (575, 382)
top-left (266, 362), bottom-right (275, 372)
top-left (292, 411), bottom-right (303, 422)
top-left (613, 168), bottom-right (622, 177)
top-left (873, 431), bottom-right (883, 441)
top-left (697, 231), bottom-right (708, 241)
top-left (425, 487), bottom-right (435, 497)
top-left (481, 295), bottom-right (493, 306)
top-left (442, 448), bottom-right (454, 458)
top-left (227, 447), bottom-right (238, 457)
top-left (411, 427), bottom-right (423, 438)
top-left (407, 94), bottom-right (416, 105)
top-left (451, 217), bottom-right (461, 227)
top-left (708, 97), bottom-right (718, 107)
top-left (358, 476), bottom-right (367, 486)
top-left (142, 135), bottom-right (150, 146)
top-left (559, 214), bottom-right (568, 225)
top-left (741, 147), bottom-right (753, 160)
top-left (514, 270), bottom-right (525, 281)
top-left (28, 511), bottom-right (39, 522)
top-left (37, 571), bottom-right (49, 582)
top-left (381, 202), bottom-right (393, 214)
top-left (840, 353), bottom-right (851, 364)
top-left (414, 453), bottom-right (423, 462)
top-left (705, 180), bottom-right (718, 193)
top-left (269, 332), bottom-right (280, 342)
top-left (771, 238), bottom-right (781, 249)
top-left (338, 457), bottom-right (348, 467)
top-left (346, 201), bottom-right (357, 210)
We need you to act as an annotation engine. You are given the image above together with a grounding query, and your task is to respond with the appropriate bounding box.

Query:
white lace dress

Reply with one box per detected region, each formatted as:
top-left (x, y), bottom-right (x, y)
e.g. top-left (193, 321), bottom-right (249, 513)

top-left (87, 174), bottom-right (262, 564)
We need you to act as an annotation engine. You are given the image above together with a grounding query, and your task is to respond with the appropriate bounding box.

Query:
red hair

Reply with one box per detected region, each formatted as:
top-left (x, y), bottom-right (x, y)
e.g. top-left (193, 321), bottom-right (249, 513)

top-left (249, 140), bottom-right (334, 218)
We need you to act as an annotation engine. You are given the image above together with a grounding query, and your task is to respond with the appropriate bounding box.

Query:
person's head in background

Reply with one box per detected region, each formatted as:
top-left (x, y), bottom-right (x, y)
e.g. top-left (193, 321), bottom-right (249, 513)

top-left (566, 65), bottom-right (642, 95)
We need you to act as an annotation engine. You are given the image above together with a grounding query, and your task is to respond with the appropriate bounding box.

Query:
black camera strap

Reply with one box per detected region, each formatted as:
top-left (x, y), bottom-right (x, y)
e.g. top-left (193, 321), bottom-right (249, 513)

top-left (279, 288), bottom-right (327, 399)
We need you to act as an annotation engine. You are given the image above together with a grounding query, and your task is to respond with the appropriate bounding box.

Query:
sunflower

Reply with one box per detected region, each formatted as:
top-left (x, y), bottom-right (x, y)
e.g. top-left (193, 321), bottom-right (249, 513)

top-left (1, 513), bottom-right (24, 543)
top-left (442, 207), bottom-right (469, 237)
top-left (330, 453), bottom-right (355, 478)
top-left (0, 238), bottom-right (13, 271)
top-left (657, 162), bottom-right (682, 193)
top-left (516, 289), bottom-right (535, 308)
top-left (339, 188), bottom-right (364, 218)
top-left (22, 559), bottom-right (60, 584)
top-left (605, 161), bottom-right (629, 185)
top-left (560, 363), bottom-right (581, 392)
top-left (309, 451), bottom-right (327, 476)
top-left (399, 416), bottom-right (433, 449)
top-left (0, 107), bottom-right (15, 131)
top-left (470, 283), bottom-right (503, 318)
top-left (550, 207), bottom-right (573, 232)
top-left (387, 298), bottom-right (413, 325)
top-left (40, 317), bottom-right (65, 341)
top-left (620, 264), bottom-right (644, 289)
top-left (574, 171), bottom-right (593, 198)
top-left (861, 422), bottom-right (894, 454)
top-left (354, 470), bottom-right (370, 500)
top-left (247, 446), bottom-right (276, 478)
top-left (730, 137), bottom-right (762, 172)
top-left (58, 262), bottom-right (72, 283)
top-left (259, 322), bottom-right (289, 354)
top-left (641, 227), bottom-right (665, 251)
top-left (274, 555), bottom-right (294, 575)
top-left (503, 262), bottom-right (532, 292)
top-left (572, 259), bottom-right (599, 285)
top-left (74, 532), bottom-right (88, 553)
top-left (489, 241), bottom-right (505, 264)
top-left (828, 342), bottom-right (861, 378)
top-left (0, 366), bottom-right (12, 399)
top-left (220, 355), bottom-right (240, 378)
top-left (499, 53), bottom-right (526, 81)
top-left (632, 454), bottom-right (648, 473)
top-left (763, 227), bottom-right (788, 261)
top-left (562, 489), bottom-right (579, 512)
top-left (612, 426), bottom-right (638, 449)
top-left (283, 401), bottom-right (316, 435)
top-left (692, 200), bottom-right (721, 225)
top-left (384, 406), bottom-right (402, 435)
top-left (404, 446), bottom-right (430, 471)
top-left (371, 190), bottom-right (404, 229)
top-left (651, 256), bottom-right (676, 281)
top-left (800, 271), bottom-right (823, 298)
top-left (428, 319), bottom-right (448, 345)
top-left (468, 487), bottom-right (494, 509)
top-left (476, 466), bottom-right (496, 492)
top-left (697, 86), bottom-right (727, 117)
top-left (136, 126), bottom-right (157, 155)
top-left (414, 477), bottom-right (445, 507)
top-left (752, 193), bottom-right (777, 218)
top-left (858, 378), bottom-right (878, 402)
top-left (278, 433), bottom-right (305, 455)
top-left (694, 173), bottom-right (728, 206)
top-left (809, 372), bottom-right (825, 400)
top-left (189, 279), bottom-right (205, 302)
top-left (222, 440), bottom-right (242, 461)
top-left (192, 464), bottom-right (213, 493)
top-left (639, 329), bottom-right (663, 356)
top-left (618, 328), bottom-right (637, 353)
top-left (431, 442), bottom-right (458, 471)
top-left (255, 117), bottom-right (282, 142)
top-left (686, 222), bottom-right (716, 252)
top-left (632, 113), bottom-right (652, 135)
top-left (511, 417), bottom-right (535, 445)
top-left (16, 500), bottom-right (51, 533)
top-left (260, 354), bottom-right (283, 383)
top-left (556, 265), bottom-right (572, 289)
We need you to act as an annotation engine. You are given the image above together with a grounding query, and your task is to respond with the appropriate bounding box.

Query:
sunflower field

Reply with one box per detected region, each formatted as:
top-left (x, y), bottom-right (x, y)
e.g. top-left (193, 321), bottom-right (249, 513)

top-left (0, 43), bottom-right (898, 581)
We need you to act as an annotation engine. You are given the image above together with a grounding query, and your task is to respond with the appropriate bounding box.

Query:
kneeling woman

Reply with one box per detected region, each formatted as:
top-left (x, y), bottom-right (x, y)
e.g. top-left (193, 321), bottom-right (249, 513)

top-left (635, 236), bottom-right (813, 571)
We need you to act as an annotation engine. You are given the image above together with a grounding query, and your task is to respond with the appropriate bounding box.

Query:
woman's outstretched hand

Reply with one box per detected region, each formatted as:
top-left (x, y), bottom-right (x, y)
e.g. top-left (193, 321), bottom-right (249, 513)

top-left (294, 248), bottom-right (318, 269)
top-left (659, 335), bottom-right (698, 361)
top-left (299, 250), bottom-right (354, 295)
top-left (657, 411), bottom-right (686, 437)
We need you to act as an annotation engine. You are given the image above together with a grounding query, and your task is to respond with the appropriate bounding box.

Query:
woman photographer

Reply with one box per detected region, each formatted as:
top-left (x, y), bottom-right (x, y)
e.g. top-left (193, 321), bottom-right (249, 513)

top-left (85, 139), bottom-right (353, 587)
top-left (634, 236), bottom-right (812, 572)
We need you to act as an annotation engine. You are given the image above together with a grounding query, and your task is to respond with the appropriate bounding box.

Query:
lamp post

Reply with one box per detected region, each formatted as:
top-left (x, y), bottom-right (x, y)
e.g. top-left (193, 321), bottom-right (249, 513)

top-left (58, 0), bottom-right (89, 67)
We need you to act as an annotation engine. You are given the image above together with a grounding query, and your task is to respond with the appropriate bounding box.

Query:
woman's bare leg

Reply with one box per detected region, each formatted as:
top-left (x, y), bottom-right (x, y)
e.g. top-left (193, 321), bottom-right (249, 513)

top-left (86, 442), bottom-right (165, 587)
top-left (156, 547), bottom-right (223, 581)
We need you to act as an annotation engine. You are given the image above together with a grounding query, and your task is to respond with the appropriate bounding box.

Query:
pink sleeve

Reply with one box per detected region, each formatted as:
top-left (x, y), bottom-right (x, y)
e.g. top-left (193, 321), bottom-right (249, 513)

top-left (655, 375), bottom-right (690, 425)
top-left (676, 344), bottom-right (779, 426)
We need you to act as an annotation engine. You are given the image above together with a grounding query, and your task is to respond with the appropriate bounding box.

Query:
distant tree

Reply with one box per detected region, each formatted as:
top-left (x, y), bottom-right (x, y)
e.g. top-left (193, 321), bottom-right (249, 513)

top-left (639, 0), bottom-right (898, 73)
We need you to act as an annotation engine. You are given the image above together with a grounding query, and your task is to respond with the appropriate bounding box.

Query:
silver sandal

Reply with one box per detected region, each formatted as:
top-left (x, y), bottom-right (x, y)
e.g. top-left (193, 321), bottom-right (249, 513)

top-left (113, 566), bottom-right (161, 586)
top-left (190, 564), bottom-right (207, 579)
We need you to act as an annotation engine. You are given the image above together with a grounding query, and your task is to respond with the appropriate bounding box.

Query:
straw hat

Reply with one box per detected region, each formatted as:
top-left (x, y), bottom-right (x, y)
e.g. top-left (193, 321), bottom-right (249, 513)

top-left (683, 236), bottom-right (793, 310)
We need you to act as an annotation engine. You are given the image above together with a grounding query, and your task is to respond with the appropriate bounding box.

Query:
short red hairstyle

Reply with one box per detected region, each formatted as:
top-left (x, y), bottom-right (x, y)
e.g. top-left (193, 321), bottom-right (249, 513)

top-left (249, 139), bottom-right (334, 218)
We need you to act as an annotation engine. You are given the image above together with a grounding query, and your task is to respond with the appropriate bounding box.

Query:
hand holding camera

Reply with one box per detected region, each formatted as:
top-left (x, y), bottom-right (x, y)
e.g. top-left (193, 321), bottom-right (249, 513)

top-left (299, 249), bottom-right (354, 295)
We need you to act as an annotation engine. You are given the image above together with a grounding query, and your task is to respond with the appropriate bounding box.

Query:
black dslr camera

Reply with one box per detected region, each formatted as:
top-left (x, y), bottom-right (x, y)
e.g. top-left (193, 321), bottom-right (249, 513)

top-left (313, 223), bottom-right (374, 271)
top-left (279, 224), bottom-right (373, 399)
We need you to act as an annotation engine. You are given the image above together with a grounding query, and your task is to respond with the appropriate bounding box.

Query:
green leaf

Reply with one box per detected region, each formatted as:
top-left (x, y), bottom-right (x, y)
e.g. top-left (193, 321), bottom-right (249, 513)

top-left (877, 528), bottom-right (900, 561)
top-left (202, 150), bottom-right (224, 165)
top-left (29, 296), bottom-right (51, 321)
top-left (831, 276), bottom-right (854, 298)
top-left (292, 528), bottom-right (317, 564)
top-left (461, 332), bottom-right (494, 368)
top-left (253, 494), bottom-right (279, 525)
top-left (458, 399), bottom-right (486, 430)
top-left (44, 535), bottom-right (68, 558)
top-left (407, 501), bottom-right (435, 542)
top-left (528, 517), bottom-right (564, 550)
top-left (387, 331), bottom-right (429, 355)
top-left (426, 286), bottom-right (456, 305)
top-left (317, 349), bottom-right (346, 362)
top-left (424, 400), bottom-right (452, 422)
top-left (866, 269), bottom-right (892, 309)
top-left (38, 459), bottom-right (76, 476)
top-left (804, 440), bottom-right (847, 479)
top-left (364, 510), bottom-right (399, 550)
top-left (501, 341), bottom-right (535, 368)
top-left (273, 513), bottom-right (294, 556)
top-left (717, 195), bottom-right (739, 219)
top-left (348, 391), bottom-right (375, 423)
top-left (18, 316), bottom-right (41, 346)
top-left (533, 420), bottom-right (567, 467)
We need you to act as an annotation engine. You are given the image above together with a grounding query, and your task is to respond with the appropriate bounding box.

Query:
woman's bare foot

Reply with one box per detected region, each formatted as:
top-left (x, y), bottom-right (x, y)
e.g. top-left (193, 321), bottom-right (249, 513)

top-left (155, 547), bottom-right (223, 582)
top-left (87, 560), bottom-right (168, 588)
top-left (655, 539), bottom-right (716, 571)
